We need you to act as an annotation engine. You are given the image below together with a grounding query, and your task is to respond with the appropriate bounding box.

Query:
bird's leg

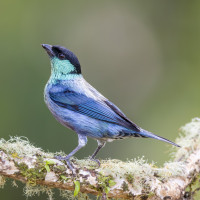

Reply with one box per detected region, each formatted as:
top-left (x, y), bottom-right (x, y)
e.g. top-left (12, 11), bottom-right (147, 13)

top-left (55, 134), bottom-right (87, 172)
top-left (90, 140), bottom-right (106, 167)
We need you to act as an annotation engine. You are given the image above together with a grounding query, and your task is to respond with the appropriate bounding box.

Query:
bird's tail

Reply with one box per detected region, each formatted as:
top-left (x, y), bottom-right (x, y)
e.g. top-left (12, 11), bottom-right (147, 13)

top-left (138, 129), bottom-right (180, 147)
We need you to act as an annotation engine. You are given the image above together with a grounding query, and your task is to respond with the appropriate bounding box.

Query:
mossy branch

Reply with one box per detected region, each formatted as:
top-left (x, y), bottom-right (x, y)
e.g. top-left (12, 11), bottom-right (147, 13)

top-left (1, 118), bottom-right (200, 199)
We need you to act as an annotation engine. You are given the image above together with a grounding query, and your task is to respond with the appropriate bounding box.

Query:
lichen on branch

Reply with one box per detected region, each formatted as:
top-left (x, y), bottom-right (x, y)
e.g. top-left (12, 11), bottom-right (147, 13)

top-left (0, 118), bottom-right (200, 199)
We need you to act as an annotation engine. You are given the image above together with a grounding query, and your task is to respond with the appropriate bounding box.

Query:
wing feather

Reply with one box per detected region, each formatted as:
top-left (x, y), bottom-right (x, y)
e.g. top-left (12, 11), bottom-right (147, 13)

top-left (49, 86), bottom-right (140, 131)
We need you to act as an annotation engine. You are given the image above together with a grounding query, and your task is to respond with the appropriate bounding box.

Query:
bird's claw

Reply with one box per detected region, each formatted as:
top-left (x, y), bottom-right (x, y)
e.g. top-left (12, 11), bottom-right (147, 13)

top-left (54, 155), bottom-right (76, 174)
top-left (90, 157), bottom-right (101, 167)
top-left (55, 155), bottom-right (65, 160)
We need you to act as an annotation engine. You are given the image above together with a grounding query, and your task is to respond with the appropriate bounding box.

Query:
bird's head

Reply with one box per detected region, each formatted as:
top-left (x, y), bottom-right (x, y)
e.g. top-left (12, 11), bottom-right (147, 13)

top-left (42, 44), bottom-right (81, 81)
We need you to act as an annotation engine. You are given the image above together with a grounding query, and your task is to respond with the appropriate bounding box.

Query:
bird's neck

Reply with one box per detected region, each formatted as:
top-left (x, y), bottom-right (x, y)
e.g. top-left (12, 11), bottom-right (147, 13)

top-left (48, 72), bottom-right (82, 84)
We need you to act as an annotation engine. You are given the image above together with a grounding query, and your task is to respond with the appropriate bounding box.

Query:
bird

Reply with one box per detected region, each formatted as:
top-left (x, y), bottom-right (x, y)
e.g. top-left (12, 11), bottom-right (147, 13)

top-left (42, 44), bottom-right (180, 171)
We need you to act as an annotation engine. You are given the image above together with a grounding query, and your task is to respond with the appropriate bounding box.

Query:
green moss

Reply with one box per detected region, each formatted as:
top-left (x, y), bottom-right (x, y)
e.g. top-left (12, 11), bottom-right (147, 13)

top-left (11, 152), bottom-right (22, 159)
top-left (74, 158), bottom-right (99, 170)
top-left (60, 175), bottom-right (69, 181)
top-left (15, 157), bottom-right (48, 186)
top-left (97, 174), bottom-right (116, 194)
top-left (184, 174), bottom-right (200, 198)
top-left (0, 136), bottom-right (52, 158)
top-left (44, 160), bottom-right (56, 172)
top-left (53, 165), bottom-right (66, 174)
top-left (16, 162), bottom-right (46, 185)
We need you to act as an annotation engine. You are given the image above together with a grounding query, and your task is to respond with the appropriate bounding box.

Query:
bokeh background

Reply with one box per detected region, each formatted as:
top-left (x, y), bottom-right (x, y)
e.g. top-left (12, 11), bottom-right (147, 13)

top-left (0, 0), bottom-right (200, 199)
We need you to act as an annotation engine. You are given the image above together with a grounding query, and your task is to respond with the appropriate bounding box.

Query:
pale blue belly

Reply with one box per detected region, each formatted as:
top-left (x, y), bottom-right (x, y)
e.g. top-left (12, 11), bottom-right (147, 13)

top-left (45, 95), bottom-right (128, 140)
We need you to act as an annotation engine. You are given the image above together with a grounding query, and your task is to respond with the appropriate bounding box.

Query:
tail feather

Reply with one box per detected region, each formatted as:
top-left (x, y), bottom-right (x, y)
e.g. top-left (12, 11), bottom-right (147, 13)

top-left (139, 129), bottom-right (180, 147)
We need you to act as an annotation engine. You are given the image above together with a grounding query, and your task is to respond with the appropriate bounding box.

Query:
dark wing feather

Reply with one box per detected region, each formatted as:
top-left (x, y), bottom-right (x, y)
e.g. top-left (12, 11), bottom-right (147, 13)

top-left (49, 87), bottom-right (139, 131)
top-left (104, 100), bottom-right (140, 132)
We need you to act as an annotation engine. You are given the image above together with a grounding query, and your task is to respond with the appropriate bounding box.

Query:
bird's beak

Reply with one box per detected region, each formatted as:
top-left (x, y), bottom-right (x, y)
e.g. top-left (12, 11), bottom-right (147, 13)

top-left (41, 44), bottom-right (55, 58)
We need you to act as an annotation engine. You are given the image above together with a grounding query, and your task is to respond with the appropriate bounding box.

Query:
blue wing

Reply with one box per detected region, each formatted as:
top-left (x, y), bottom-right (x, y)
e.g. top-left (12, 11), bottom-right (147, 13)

top-left (49, 86), bottom-right (140, 132)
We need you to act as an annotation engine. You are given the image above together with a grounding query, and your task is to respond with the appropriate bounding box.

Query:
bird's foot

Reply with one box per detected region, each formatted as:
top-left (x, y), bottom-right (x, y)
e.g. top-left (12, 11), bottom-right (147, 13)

top-left (55, 155), bottom-right (76, 174)
top-left (89, 157), bottom-right (101, 167)
top-left (55, 155), bottom-right (66, 160)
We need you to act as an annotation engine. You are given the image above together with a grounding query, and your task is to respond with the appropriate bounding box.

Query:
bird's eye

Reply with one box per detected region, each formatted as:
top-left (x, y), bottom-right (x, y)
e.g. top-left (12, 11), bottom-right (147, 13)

top-left (58, 53), bottom-right (65, 60)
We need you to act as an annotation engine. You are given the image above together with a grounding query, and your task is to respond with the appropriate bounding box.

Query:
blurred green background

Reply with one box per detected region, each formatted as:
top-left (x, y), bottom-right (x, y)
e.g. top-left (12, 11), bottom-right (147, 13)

top-left (0, 0), bottom-right (200, 199)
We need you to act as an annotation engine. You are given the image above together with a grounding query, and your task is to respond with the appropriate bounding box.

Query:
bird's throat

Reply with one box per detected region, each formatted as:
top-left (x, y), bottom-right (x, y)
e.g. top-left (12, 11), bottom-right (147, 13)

top-left (48, 58), bottom-right (82, 83)
top-left (48, 71), bottom-right (82, 84)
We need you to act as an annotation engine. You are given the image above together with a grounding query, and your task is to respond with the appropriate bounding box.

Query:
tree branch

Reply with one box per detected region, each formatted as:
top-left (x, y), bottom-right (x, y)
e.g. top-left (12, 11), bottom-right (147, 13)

top-left (1, 118), bottom-right (200, 199)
